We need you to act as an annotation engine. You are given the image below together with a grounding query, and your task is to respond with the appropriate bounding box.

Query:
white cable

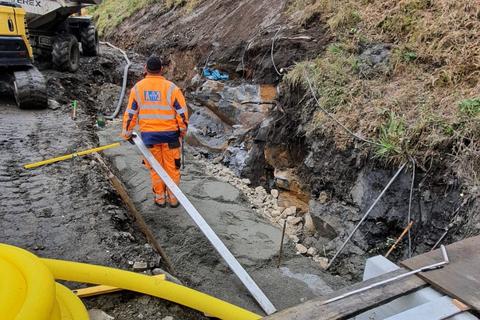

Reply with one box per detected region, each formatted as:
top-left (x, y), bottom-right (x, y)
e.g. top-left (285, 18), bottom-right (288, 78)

top-left (101, 41), bottom-right (132, 120)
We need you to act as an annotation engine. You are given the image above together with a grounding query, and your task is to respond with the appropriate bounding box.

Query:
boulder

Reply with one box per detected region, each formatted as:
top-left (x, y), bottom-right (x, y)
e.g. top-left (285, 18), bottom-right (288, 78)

top-left (274, 168), bottom-right (303, 194)
top-left (185, 106), bottom-right (232, 152)
top-left (194, 81), bottom-right (274, 128)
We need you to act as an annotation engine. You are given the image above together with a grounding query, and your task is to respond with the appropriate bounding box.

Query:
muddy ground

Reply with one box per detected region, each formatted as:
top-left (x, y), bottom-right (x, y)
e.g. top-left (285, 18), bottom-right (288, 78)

top-left (0, 46), bottom-right (349, 319)
top-left (0, 49), bottom-right (207, 319)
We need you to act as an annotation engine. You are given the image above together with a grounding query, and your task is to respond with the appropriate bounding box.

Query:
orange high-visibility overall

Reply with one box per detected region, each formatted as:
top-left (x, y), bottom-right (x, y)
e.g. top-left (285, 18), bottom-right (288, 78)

top-left (122, 74), bottom-right (188, 206)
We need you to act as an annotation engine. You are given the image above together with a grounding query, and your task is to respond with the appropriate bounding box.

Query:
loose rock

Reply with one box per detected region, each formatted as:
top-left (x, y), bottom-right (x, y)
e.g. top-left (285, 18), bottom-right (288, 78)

top-left (307, 247), bottom-right (318, 256)
top-left (282, 206), bottom-right (297, 217)
top-left (88, 309), bottom-right (114, 320)
top-left (296, 244), bottom-right (308, 254)
top-left (133, 261), bottom-right (148, 271)
top-left (304, 212), bottom-right (316, 236)
top-left (271, 189), bottom-right (279, 198)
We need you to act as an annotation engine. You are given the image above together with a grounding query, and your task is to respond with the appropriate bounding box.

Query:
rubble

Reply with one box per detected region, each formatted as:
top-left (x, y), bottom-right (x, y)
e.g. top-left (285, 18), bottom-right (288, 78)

top-left (295, 244), bottom-right (308, 254)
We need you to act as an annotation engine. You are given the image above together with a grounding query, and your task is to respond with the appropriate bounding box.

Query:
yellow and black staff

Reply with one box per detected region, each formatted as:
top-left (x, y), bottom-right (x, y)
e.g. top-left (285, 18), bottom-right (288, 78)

top-left (24, 142), bottom-right (122, 169)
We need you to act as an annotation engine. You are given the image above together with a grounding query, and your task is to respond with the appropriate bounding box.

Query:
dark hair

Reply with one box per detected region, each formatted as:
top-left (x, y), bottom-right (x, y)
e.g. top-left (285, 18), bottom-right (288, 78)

top-left (146, 55), bottom-right (163, 73)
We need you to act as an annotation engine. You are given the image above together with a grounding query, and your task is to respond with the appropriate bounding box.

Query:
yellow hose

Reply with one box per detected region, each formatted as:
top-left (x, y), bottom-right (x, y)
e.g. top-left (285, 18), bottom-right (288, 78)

top-left (0, 244), bottom-right (262, 320)
top-left (24, 142), bottom-right (122, 169)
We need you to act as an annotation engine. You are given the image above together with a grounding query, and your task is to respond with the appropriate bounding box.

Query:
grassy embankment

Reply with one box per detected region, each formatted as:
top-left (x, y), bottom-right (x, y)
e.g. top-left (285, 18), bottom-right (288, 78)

top-left (89, 0), bottom-right (203, 35)
top-left (286, 0), bottom-right (479, 186)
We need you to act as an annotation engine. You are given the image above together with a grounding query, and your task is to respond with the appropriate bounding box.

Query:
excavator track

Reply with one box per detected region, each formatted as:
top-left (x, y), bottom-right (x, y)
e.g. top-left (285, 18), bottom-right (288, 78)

top-left (13, 67), bottom-right (47, 109)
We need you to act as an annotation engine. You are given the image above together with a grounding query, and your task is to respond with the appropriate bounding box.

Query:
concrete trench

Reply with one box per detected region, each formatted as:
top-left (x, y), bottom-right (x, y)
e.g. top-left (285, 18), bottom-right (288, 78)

top-left (97, 120), bottom-right (345, 316)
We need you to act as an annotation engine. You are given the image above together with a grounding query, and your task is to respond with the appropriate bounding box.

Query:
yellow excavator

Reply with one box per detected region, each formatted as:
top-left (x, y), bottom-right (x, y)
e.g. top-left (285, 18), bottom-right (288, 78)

top-left (0, 2), bottom-right (46, 108)
top-left (0, 0), bottom-right (101, 108)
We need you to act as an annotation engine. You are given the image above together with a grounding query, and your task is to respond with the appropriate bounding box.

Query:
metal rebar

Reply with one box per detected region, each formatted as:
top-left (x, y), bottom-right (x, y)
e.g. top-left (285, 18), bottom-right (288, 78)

top-left (277, 219), bottom-right (287, 268)
top-left (322, 245), bottom-right (449, 305)
top-left (407, 158), bottom-right (416, 258)
top-left (431, 229), bottom-right (449, 251)
top-left (326, 163), bottom-right (407, 269)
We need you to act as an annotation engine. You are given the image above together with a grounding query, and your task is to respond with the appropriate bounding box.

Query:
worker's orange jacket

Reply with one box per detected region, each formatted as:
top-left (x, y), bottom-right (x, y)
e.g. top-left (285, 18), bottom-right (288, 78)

top-left (122, 74), bottom-right (188, 146)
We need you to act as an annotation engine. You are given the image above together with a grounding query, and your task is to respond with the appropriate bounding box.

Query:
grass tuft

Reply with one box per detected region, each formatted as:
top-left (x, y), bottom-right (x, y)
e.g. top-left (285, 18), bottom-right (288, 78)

top-left (286, 0), bottom-right (480, 181)
top-left (90, 0), bottom-right (204, 35)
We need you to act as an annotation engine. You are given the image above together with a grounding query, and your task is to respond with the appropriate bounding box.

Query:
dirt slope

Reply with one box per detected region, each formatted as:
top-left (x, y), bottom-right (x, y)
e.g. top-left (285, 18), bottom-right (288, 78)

top-left (101, 0), bottom-right (329, 84)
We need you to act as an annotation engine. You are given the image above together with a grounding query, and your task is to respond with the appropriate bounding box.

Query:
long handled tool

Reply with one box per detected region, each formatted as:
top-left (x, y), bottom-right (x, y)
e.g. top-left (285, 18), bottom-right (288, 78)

top-left (132, 133), bottom-right (277, 315)
top-left (24, 142), bottom-right (122, 169)
top-left (385, 221), bottom-right (414, 258)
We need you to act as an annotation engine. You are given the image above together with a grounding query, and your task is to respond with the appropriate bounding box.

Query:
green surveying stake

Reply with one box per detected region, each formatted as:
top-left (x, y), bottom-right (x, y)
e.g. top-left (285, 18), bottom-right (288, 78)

top-left (72, 100), bottom-right (78, 120)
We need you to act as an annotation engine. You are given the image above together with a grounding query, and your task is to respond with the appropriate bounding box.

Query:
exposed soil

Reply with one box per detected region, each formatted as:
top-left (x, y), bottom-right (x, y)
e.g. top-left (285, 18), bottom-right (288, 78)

top-left (104, 0), bottom-right (330, 85)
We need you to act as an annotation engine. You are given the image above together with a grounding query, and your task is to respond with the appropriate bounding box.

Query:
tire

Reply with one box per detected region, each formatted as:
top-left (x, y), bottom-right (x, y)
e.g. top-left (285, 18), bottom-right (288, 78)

top-left (13, 68), bottom-right (48, 109)
top-left (80, 24), bottom-right (99, 56)
top-left (52, 34), bottom-right (80, 72)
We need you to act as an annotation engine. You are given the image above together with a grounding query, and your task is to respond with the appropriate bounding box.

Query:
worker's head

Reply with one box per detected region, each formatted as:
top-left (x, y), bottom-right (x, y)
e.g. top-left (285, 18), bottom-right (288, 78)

top-left (146, 55), bottom-right (163, 74)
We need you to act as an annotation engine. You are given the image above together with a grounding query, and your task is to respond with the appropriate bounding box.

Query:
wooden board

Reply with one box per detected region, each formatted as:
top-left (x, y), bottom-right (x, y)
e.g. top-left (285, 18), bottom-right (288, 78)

top-left (401, 235), bottom-right (480, 311)
top-left (264, 269), bottom-right (427, 320)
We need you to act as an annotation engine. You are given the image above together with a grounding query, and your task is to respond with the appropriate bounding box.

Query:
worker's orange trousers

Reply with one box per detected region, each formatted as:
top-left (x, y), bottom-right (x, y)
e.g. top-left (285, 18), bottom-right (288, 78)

top-left (144, 143), bottom-right (181, 205)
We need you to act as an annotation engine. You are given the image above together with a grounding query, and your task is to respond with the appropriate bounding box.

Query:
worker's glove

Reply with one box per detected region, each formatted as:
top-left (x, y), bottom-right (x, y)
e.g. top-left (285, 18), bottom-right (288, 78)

top-left (179, 130), bottom-right (187, 139)
top-left (127, 133), bottom-right (137, 145)
top-left (122, 133), bottom-right (136, 145)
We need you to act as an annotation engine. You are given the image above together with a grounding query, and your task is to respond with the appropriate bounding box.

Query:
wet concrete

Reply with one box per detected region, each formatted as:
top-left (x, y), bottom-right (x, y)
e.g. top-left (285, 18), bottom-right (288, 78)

top-left (98, 120), bottom-right (346, 315)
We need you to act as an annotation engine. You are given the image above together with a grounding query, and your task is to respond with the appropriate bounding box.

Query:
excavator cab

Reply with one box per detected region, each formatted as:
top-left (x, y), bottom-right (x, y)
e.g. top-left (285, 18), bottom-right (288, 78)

top-left (0, 2), bottom-right (47, 109)
top-left (0, 2), bottom-right (33, 65)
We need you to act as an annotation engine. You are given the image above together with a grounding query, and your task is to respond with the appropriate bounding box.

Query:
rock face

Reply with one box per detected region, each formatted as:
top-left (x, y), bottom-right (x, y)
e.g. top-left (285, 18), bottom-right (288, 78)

top-left (186, 104), bottom-right (233, 152)
top-left (194, 81), bottom-right (276, 128)
top-left (274, 168), bottom-right (303, 194)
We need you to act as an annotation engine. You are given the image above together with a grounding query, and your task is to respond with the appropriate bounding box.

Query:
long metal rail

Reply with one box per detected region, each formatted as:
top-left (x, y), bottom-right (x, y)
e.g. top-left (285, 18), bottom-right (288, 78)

top-left (132, 134), bottom-right (277, 315)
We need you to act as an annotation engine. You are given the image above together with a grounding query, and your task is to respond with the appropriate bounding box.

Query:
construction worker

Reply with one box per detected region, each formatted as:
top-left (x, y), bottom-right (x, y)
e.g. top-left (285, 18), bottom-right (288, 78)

top-left (122, 56), bottom-right (188, 208)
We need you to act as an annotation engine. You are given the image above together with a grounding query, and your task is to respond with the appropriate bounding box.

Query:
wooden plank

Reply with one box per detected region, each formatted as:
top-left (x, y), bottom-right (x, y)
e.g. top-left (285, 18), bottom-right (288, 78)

top-left (264, 268), bottom-right (427, 320)
top-left (401, 236), bottom-right (480, 311)
top-left (94, 153), bottom-right (176, 275)
top-left (384, 296), bottom-right (469, 320)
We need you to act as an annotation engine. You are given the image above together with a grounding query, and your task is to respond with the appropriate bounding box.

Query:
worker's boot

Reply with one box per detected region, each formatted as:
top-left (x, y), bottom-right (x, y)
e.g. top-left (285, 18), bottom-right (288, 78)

top-left (167, 195), bottom-right (179, 208)
top-left (154, 193), bottom-right (166, 208)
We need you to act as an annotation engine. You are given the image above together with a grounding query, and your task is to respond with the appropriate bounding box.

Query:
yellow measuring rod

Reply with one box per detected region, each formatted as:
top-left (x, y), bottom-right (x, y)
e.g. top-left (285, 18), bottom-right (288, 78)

top-left (24, 142), bottom-right (122, 169)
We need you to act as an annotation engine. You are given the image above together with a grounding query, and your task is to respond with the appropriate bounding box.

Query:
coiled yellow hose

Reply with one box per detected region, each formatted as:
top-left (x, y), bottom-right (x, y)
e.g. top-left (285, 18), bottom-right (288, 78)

top-left (0, 244), bottom-right (262, 320)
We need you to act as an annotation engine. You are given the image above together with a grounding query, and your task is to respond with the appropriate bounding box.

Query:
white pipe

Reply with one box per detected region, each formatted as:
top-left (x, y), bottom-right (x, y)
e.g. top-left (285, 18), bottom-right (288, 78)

top-left (101, 41), bottom-right (132, 120)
